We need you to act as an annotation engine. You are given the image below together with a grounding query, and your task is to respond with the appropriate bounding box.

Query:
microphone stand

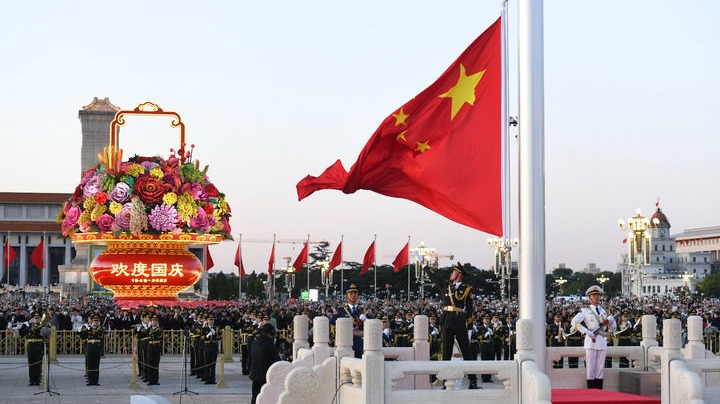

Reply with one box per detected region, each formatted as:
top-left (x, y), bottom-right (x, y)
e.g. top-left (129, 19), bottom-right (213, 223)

top-left (173, 329), bottom-right (198, 396)
top-left (35, 337), bottom-right (60, 396)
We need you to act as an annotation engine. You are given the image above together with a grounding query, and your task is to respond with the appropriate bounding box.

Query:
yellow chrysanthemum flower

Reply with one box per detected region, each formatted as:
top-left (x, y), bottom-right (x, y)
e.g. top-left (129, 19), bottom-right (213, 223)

top-left (109, 201), bottom-right (123, 215)
top-left (163, 192), bottom-right (178, 206)
top-left (82, 197), bottom-right (97, 210)
top-left (150, 167), bottom-right (164, 179)
top-left (127, 163), bottom-right (145, 177)
top-left (176, 194), bottom-right (197, 222)
top-left (215, 197), bottom-right (228, 215)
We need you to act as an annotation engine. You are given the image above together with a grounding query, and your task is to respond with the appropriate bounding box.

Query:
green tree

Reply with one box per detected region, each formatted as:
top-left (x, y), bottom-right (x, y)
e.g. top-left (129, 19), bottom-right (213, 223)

top-left (697, 272), bottom-right (720, 298)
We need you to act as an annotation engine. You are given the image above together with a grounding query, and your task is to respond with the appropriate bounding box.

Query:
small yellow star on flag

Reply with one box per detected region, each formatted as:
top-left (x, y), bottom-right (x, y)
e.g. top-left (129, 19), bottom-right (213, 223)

top-left (415, 140), bottom-right (431, 153)
top-left (396, 131), bottom-right (407, 142)
top-left (439, 64), bottom-right (486, 120)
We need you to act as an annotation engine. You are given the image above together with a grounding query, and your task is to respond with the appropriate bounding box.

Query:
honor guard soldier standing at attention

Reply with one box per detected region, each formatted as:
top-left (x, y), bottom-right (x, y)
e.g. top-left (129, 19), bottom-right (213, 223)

top-left (548, 312), bottom-right (567, 368)
top-left (81, 315), bottom-right (105, 386)
top-left (19, 312), bottom-right (50, 386)
top-left (571, 285), bottom-right (617, 389)
top-left (331, 284), bottom-right (368, 358)
top-left (430, 262), bottom-right (479, 389)
top-left (615, 311), bottom-right (634, 368)
top-left (477, 314), bottom-right (494, 383)
top-left (146, 315), bottom-right (163, 385)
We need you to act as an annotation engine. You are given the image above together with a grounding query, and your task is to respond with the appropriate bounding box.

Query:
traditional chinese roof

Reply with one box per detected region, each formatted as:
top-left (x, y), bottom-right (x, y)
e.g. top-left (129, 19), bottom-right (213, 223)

top-left (81, 97), bottom-right (120, 112)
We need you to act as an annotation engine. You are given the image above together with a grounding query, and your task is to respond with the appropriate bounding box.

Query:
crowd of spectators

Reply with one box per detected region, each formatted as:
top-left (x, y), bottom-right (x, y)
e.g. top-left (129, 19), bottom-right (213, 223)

top-left (1, 288), bottom-right (719, 348)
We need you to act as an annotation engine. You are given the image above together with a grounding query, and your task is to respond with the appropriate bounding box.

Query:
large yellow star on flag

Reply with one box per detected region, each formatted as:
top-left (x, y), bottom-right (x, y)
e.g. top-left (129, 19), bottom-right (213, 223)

top-left (439, 63), bottom-right (486, 120)
top-left (392, 108), bottom-right (410, 126)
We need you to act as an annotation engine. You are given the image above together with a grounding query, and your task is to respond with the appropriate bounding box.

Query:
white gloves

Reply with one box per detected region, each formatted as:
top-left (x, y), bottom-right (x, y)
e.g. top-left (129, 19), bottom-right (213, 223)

top-left (359, 314), bottom-right (367, 322)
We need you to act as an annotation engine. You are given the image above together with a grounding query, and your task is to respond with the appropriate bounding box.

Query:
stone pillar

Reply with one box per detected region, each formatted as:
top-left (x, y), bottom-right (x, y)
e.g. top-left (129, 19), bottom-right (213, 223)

top-left (413, 315), bottom-right (430, 389)
top-left (661, 318), bottom-right (682, 404)
top-left (515, 318), bottom-right (536, 362)
top-left (685, 316), bottom-right (705, 359)
top-left (293, 315), bottom-right (309, 359)
top-left (640, 314), bottom-right (658, 370)
top-left (362, 319), bottom-right (384, 403)
top-left (335, 318), bottom-right (354, 360)
top-left (312, 316), bottom-right (330, 363)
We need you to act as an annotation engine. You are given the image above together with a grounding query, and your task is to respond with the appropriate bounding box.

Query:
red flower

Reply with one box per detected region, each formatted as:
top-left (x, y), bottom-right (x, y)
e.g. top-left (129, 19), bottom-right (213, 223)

top-left (205, 183), bottom-right (219, 198)
top-left (203, 202), bottom-right (214, 215)
top-left (134, 176), bottom-right (166, 205)
top-left (94, 192), bottom-right (108, 205)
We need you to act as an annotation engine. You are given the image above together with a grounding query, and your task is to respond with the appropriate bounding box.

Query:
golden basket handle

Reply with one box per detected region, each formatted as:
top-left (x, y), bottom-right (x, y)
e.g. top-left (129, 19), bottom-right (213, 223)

top-left (106, 102), bottom-right (186, 168)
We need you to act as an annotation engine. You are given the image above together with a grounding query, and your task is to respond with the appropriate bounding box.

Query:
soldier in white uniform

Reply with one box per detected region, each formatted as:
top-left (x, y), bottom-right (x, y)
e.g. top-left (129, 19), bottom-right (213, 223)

top-left (571, 285), bottom-right (616, 389)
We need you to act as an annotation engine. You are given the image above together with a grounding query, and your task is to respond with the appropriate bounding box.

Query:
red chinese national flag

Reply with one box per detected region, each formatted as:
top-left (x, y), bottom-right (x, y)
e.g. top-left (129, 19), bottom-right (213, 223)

top-left (234, 242), bottom-right (246, 278)
top-left (292, 242), bottom-right (309, 273)
top-left (268, 243), bottom-right (275, 277)
top-left (392, 242), bottom-right (409, 273)
top-left (4, 239), bottom-right (16, 268)
top-left (296, 17), bottom-right (503, 235)
top-left (328, 241), bottom-right (342, 276)
top-left (30, 237), bottom-right (45, 270)
top-left (361, 241), bottom-right (375, 275)
top-left (205, 246), bottom-right (215, 271)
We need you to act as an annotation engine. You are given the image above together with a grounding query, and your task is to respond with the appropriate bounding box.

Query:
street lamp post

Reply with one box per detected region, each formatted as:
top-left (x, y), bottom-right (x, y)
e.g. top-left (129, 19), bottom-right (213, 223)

top-left (619, 208), bottom-right (658, 297)
top-left (319, 260), bottom-right (331, 300)
top-left (410, 242), bottom-right (435, 299)
top-left (555, 277), bottom-right (567, 296)
top-left (487, 237), bottom-right (519, 300)
top-left (681, 271), bottom-right (693, 295)
top-left (596, 275), bottom-right (609, 291)
top-left (283, 256), bottom-right (295, 297)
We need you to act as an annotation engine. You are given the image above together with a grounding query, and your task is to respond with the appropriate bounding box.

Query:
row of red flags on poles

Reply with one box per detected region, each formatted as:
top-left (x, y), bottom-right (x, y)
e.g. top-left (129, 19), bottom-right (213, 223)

top-left (3, 238), bottom-right (44, 270)
top-left (206, 239), bottom-right (411, 279)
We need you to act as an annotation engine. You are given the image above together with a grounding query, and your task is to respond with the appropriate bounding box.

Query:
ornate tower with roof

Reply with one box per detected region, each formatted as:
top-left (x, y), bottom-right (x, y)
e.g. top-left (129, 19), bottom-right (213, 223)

top-left (78, 97), bottom-right (120, 173)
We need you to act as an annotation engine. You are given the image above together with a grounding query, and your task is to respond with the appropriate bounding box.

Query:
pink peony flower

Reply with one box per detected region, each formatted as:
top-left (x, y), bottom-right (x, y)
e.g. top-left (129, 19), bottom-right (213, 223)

top-left (114, 203), bottom-right (132, 230)
top-left (189, 208), bottom-right (212, 232)
top-left (82, 173), bottom-right (104, 198)
top-left (95, 213), bottom-right (115, 232)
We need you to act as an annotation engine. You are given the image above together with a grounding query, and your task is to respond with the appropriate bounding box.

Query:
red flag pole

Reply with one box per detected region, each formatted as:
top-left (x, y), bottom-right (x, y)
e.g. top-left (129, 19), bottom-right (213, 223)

top-left (373, 234), bottom-right (377, 300)
top-left (238, 234), bottom-right (243, 299)
top-left (305, 234), bottom-right (310, 294)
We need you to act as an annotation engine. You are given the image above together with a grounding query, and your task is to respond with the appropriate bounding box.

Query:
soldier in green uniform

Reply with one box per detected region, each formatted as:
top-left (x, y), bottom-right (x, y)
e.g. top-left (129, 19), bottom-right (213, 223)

top-left (146, 315), bottom-right (163, 385)
top-left (491, 314), bottom-right (505, 361)
top-left (615, 311), bottom-right (634, 368)
top-left (430, 262), bottom-right (478, 389)
top-left (188, 313), bottom-right (202, 376)
top-left (240, 314), bottom-right (256, 375)
top-left (547, 312), bottom-right (567, 368)
top-left (477, 314), bottom-right (494, 382)
top-left (202, 315), bottom-right (221, 384)
top-left (19, 312), bottom-right (49, 386)
top-left (80, 315), bottom-right (105, 386)
top-left (134, 313), bottom-right (150, 382)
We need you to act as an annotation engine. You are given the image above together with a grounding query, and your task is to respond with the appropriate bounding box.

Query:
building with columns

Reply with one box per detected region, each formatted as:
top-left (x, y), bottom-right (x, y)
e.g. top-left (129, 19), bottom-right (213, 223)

top-left (1, 97), bottom-right (209, 296)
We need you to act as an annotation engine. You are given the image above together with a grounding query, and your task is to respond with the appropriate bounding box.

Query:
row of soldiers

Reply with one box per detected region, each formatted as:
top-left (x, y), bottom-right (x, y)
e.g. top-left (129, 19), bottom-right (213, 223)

top-left (547, 310), bottom-right (640, 368)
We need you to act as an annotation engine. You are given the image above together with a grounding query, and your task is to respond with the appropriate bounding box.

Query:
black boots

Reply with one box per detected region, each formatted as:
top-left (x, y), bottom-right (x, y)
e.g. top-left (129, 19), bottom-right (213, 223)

top-left (586, 379), bottom-right (604, 389)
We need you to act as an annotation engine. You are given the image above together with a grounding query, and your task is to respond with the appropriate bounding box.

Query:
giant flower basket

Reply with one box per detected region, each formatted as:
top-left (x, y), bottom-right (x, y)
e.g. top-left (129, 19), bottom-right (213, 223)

top-left (58, 102), bottom-right (232, 301)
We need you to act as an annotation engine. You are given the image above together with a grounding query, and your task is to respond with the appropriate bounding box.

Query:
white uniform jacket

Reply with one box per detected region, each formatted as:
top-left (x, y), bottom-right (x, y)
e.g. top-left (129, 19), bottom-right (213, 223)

top-left (571, 305), bottom-right (617, 350)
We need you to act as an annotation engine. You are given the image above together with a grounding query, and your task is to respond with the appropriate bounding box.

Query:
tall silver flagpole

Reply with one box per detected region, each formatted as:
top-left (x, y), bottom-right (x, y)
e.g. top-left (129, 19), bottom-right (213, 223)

top-left (305, 234), bottom-right (310, 294)
top-left (518, 0), bottom-right (547, 367)
top-left (238, 234), bottom-right (243, 299)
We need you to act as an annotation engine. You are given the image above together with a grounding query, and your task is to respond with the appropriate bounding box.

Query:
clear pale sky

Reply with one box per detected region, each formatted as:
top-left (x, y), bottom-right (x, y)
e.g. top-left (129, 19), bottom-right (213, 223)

top-left (1, 1), bottom-right (718, 276)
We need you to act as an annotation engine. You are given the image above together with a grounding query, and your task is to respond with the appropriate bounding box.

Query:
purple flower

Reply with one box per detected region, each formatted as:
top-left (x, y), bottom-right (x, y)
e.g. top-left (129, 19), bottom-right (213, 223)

top-left (189, 208), bottom-right (212, 232)
top-left (96, 213), bottom-right (115, 232)
top-left (109, 182), bottom-right (131, 203)
top-left (140, 161), bottom-right (158, 171)
top-left (148, 204), bottom-right (178, 232)
top-left (82, 173), bottom-right (104, 198)
top-left (114, 203), bottom-right (132, 230)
